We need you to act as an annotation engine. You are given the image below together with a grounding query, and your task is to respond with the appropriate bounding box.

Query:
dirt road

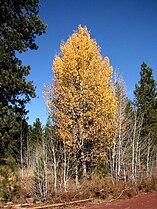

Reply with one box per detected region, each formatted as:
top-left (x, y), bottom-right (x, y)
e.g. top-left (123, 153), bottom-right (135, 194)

top-left (87, 191), bottom-right (157, 209)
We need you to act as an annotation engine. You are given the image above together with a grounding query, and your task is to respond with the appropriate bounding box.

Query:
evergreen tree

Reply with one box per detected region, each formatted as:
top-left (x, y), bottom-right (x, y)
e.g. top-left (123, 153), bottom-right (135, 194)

top-left (134, 62), bottom-right (157, 141)
top-left (32, 118), bottom-right (43, 145)
top-left (26, 118), bottom-right (43, 169)
top-left (0, 0), bottom-right (46, 158)
top-left (27, 118), bottom-right (43, 150)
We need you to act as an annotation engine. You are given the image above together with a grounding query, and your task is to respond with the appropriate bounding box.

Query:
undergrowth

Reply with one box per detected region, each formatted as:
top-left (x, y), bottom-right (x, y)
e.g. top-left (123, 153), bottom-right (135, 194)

top-left (1, 170), bottom-right (157, 205)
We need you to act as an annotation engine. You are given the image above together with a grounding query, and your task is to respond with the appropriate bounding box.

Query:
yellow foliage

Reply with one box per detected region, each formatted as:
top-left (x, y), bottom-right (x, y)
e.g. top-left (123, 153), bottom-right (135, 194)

top-left (45, 25), bottom-right (117, 159)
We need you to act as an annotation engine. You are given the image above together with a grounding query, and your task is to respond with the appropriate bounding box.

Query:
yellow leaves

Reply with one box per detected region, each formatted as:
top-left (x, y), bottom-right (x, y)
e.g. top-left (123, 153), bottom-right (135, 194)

top-left (45, 25), bottom-right (117, 160)
top-left (64, 140), bottom-right (72, 147)
top-left (46, 100), bottom-right (51, 107)
top-left (102, 56), bottom-right (110, 69)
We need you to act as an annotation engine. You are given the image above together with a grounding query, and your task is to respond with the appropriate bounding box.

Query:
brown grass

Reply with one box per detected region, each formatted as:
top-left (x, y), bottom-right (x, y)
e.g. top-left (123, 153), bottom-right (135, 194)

top-left (2, 171), bottom-right (157, 205)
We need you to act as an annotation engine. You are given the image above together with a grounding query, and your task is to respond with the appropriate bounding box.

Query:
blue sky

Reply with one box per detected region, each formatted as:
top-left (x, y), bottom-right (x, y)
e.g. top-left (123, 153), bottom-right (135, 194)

top-left (19, 0), bottom-right (157, 125)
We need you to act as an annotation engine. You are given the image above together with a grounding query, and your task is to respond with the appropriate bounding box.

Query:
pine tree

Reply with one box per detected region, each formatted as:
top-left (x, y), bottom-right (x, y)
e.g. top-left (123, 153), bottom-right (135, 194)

top-left (27, 118), bottom-right (43, 151)
top-left (0, 0), bottom-right (46, 158)
top-left (134, 62), bottom-right (157, 141)
top-left (32, 118), bottom-right (43, 145)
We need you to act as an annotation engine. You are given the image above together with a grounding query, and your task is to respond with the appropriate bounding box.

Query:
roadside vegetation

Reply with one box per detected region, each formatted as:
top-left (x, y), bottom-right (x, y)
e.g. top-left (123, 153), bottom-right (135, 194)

top-left (0, 0), bottom-right (157, 207)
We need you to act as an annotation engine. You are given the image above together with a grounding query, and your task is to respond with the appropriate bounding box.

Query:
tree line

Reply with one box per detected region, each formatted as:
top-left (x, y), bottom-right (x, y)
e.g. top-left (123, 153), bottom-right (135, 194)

top-left (0, 0), bottom-right (157, 200)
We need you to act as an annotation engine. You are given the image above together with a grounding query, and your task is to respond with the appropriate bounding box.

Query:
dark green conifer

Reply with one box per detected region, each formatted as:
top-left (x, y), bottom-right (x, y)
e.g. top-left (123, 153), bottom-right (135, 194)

top-left (134, 62), bottom-right (157, 141)
top-left (0, 0), bottom-right (46, 158)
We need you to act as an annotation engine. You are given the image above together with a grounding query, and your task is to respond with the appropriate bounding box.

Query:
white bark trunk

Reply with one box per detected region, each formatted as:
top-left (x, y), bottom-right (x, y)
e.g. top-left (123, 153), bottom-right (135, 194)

top-left (118, 101), bottom-right (122, 177)
top-left (42, 138), bottom-right (48, 198)
top-left (81, 150), bottom-right (87, 177)
top-left (52, 145), bottom-right (57, 189)
top-left (132, 112), bottom-right (137, 182)
top-left (135, 141), bottom-right (139, 180)
top-left (111, 143), bottom-right (116, 181)
top-left (63, 145), bottom-right (67, 191)
top-left (74, 151), bottom-right (79, 186)
top-left (146, 135), bottom-right (151, 177)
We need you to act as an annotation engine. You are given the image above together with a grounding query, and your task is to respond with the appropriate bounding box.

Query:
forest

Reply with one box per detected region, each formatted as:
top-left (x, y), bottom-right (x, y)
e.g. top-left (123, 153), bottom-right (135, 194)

top-left (0, 0), bottom-right (157, 206)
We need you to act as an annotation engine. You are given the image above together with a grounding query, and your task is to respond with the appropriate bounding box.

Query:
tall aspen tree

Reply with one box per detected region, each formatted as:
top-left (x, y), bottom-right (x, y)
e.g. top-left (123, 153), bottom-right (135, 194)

top-left (45, 25), bottom-right (117, 182)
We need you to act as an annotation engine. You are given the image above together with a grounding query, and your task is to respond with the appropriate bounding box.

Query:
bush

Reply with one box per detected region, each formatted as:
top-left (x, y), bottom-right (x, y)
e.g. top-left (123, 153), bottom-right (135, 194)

top-left (94, 161), bottom-right (110, 178)
top-left (0, 157), bottom-right (19, 201)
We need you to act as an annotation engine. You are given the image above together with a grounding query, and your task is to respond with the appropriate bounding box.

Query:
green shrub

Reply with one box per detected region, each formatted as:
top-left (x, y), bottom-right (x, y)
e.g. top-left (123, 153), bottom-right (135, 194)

top-left (94, 161), bottom-right (109, 178)
top-left (0, 157), bottom-right (19, 201)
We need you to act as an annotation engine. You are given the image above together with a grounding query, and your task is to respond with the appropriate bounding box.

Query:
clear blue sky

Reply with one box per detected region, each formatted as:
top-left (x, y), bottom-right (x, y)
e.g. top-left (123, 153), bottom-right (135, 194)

top-left (18, 0), bottom-right (157, 125)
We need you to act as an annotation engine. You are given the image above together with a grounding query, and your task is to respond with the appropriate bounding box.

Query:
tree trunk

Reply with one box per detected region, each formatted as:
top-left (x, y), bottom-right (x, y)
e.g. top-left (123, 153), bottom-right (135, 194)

top-left (52, 145), bottom-right (57, 189)
top-left (132, 112), bottom-right (137, 182)
top-left (63, 145), bottom-right (68, 191)
top-left (20, 121), bottom-right (24, 180)
top-left (81, 150), bottom-right (87, 177)
top-left (74, 150), bottom-right (79, 186)
top-left (146, 135), bottom-right (151, 177)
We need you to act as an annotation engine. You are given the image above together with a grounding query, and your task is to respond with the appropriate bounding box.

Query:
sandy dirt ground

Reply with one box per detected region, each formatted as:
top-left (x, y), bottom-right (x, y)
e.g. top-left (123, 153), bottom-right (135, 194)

top-left (86, 191), bottom-right (157, 209)
top-left (66, 191), bottom-right (157, 209)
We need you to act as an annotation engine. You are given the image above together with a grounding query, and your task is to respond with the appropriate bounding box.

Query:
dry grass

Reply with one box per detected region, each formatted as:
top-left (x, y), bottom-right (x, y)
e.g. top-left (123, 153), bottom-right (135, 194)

top-left (50, 174), bottom-right (157, 203)
top-left (138, 174), bottom-right (157, 192)
top-left (2, 170), bottom-right (157, 204)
